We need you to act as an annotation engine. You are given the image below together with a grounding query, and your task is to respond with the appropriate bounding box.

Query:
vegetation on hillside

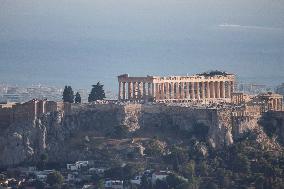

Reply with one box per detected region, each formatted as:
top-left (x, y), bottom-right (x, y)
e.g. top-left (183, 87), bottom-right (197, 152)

top-left (88, 82), bottom-right (106, 102)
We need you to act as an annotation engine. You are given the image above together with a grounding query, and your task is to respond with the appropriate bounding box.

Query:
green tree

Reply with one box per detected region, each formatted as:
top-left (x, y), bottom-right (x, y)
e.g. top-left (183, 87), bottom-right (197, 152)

top-left (199, 161), bottom-right (208, 177)
top-left (62, 86), bottom-right (74, 103)
top-left (234, 154), bottom-right (250, 173)
top-left (97, 179), bottom-right (105, 189)
top-left (35, 180), bottom-right (45, 189)
top-left (88, 82), bottom-right (106, 102)
top-left (74, 92), bottom-right (81, 103)
top-left (164, 146), bottom-right (189, 172)
top-left (183, 160), bottom-right (195, 179)
top-left (37, 153), bottom-right (48, 170)
top-left (144, 139), bottom-right (164, 157)
top-left (255, 176), bottom-right (265, 189)
top-left (206, 182), bottom-right (218, 189)
top-left (192, 122), bottom-right (209, 141)
top-left (46, 171), bottom-right (64, 188)
top-left (155, 179), bottom-right (169, 189)
top-left (166, 173), bottom-right (188, 189)
top-left (140, 175), bottom-right (151, 189)
top-left (111, 125), bottom-right (128, 138)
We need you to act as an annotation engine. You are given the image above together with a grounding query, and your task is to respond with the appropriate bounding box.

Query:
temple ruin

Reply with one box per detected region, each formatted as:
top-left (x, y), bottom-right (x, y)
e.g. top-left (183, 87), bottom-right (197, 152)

top-left (118, 71), bottom-right (236, 102)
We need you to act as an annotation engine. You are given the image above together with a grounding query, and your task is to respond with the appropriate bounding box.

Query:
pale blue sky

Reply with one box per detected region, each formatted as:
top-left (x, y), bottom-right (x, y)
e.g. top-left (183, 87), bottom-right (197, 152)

top-left (0, 0), bottom-right (284, 91)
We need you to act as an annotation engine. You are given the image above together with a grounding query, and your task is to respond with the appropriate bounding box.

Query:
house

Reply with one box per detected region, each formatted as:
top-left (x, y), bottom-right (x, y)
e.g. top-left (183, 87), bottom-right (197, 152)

top-left (76, 161), bottom-right (89, 169)
top-left (82, 184), bottom-right (95, 189)
top-left (130, 176), bottom-right (142, 185)
top-left (67, 164), bottom-right (79, 171)
top-left (88, 168), bottom-right (106, 175)
top-left (67, 172), bottom-right (77, 182)
top-left (105, 180), bottom-right (124, 189)
top-left (67, 161), bottom-right (89, 171)
top-left (36, 174), bottom-right (47, 182)
top-left (34, 170), bottom-right (54, 182)
top-left (151, 171), bottom-right (170, 184)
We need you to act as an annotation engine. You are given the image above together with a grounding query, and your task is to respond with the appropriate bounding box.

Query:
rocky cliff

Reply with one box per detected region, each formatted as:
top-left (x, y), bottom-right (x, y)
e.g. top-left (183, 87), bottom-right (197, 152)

top-left (0, 103), bottom-right (281, 167)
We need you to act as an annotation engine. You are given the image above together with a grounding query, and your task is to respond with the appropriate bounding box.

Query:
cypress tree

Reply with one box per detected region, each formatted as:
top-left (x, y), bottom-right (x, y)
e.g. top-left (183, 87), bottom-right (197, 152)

top-left (62, 85), bottom-right (74, 103)
top-left (88, 82), bottom-right (106, 102)
top-left (75, 92), bottom-right (81, 103)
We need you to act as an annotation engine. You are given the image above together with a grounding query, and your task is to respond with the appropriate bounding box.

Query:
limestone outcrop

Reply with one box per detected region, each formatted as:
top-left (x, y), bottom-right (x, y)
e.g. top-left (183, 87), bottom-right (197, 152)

top-left (0, 103), bottom-right (281, 167)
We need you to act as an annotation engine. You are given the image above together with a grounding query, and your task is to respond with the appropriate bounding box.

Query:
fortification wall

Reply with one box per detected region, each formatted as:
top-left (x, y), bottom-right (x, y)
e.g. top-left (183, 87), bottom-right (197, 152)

top-left (0, 108), bottom-right (12, 130)
top-left (0, 100), bottom-right (67, 129)
top-left (0, 103), bottom-right (237, 166)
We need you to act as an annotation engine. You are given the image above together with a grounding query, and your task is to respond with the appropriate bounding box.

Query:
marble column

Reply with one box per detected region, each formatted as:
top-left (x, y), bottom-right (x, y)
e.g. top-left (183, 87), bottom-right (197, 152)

top-left (128, 82), bottom-right (133, 100)
top-left (228, 82), bottom-right (231, 99)
top-left (132, 82), bottom-right (137, 99)
top-left (118, 82), bottom-right (122, 100)
top-left (173, 83), bottom-right (177, 99)
top-left (220, 81), bottom-right (225, 98)
top-left (155, 83), bottom-right (160, 100)
top-left (147, 83), bottom-right (151, 97)
top-left (206, 82), bottom-right (210, 98)
top-left (152, 83), bottom-right (156, 99)
top-left (273, 99), bottom-right (276, 110)
top-left (174, 82), bottom-right (177, 99)
top-left (211, 81), bottom-right (215, 98)
top-left (185, 82), bottom-right (189, 99)
top-left (180, 82), bottom-right (184, 99)
top-left (122, 82), bottom-right (126, 100)
top-left (143, 82), bottom-right (146, 98)
top-left (201, 82), bottom-right (205, 99)
top-left (190, 82), bottom-right (195, 99)
top-left (137, 82), bottom-right (140, 99)
top-left (231, 81), bottom-right (234, 94)
top-left (161, 83), bottom-right (165, 100)
top-left (215, 81), bottom-right (220, 98)
top-left (196, 82), bottom-right (200, 100)
top-left (224, 81), bottom-right (228, 98)
top-left (171, 83), bottom-right (174, 99)
top-left (165, 83), bottom-right (169, 99)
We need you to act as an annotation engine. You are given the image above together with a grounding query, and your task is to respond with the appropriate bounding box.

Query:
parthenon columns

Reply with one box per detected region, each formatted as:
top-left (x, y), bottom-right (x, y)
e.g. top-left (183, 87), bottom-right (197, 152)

top-left (209, 81), bottom-right (215, 98)
top-left (185, 82), bottom-right (189, 98)
top-left (118, 73), bottom-right (236, 102)
top-left (201, 82), bottom-right (205, 99)
top-left (118, 80), bottom-right (235, 101)
top-left (128, 82), bottom-right (133, 99)
top-left (205, 82), bottom-right (210, 98)
top-left (190, 82), bottom-right (195, 99)
top-left (220, 81), bottom-right (225, 98)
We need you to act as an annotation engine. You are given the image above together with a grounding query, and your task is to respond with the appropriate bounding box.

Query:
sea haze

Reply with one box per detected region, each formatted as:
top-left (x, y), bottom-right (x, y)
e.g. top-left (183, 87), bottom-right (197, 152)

top-left (0, 0), bottom-right (283, 92)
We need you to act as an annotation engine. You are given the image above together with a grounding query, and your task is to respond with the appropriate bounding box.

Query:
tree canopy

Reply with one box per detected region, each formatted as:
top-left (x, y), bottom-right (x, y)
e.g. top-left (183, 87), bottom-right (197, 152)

top-left (75, 92), bottom-right (82, 103)
top-left (46, 171), bottom-right (64, 188)
top-left (88, 82), bottom-right (106, 102)
top-left (62, 86), bottom-right (74, 103)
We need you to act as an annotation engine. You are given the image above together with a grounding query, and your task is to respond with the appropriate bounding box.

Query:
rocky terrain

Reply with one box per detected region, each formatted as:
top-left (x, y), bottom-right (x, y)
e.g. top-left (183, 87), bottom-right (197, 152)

top-left (0, 103), bottom-right (283, 168)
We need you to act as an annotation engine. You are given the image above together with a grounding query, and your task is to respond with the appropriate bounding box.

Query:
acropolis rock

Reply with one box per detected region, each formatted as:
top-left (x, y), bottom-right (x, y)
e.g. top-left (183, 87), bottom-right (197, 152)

top-left (0, 102), bottom-right (278, 167)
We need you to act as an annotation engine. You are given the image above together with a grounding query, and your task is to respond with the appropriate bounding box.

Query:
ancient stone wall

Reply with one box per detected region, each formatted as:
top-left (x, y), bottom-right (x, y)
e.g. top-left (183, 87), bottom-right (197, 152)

top-left (0, 100), bottom-right (68, 129)
top-left (0, 108), bottom-right (12, 131)
top-left (259, 111), bottom-right (284, 144)
top-left (3, 102), bottom-right (271, 167)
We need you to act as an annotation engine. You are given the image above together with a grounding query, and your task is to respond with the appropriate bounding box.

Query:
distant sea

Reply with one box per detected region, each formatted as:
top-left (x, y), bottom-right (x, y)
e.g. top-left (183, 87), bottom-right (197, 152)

top-left (0, 39), bottom-right (283, 93)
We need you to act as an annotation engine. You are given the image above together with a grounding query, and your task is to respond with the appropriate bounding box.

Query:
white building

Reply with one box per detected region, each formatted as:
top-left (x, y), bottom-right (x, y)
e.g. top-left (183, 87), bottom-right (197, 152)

top-left (130, 175), bottom-right (142, 185)
top-left (67, 164), bottom-right (79, 171)
top-left (151, 171), bottom-right (170, 184)
top-left (67, 161), bottom-right (89, 171)
top-left (105, 180), bottom-right (124, 189)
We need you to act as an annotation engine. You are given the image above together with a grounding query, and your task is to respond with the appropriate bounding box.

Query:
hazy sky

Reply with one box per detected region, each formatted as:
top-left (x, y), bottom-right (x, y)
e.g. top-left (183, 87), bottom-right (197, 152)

top-left (0, 0), bottom-right (284, 91)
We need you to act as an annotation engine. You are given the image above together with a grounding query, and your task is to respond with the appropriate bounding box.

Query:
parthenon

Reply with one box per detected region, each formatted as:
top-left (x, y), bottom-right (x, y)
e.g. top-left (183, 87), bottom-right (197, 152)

top-left (118, 71), bottom-right (236, 102)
